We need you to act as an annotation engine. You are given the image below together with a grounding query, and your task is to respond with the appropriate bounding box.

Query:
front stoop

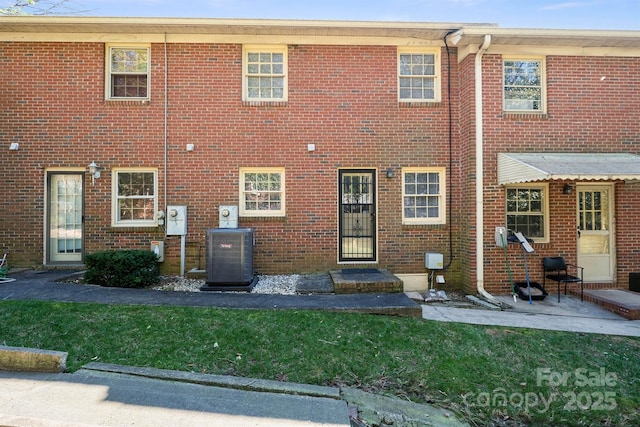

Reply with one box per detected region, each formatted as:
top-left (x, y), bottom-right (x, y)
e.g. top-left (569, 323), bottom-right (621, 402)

top-left (329, 269), bottom-right (403, 294)
top-left (581, 289), bottom-right (640, 320)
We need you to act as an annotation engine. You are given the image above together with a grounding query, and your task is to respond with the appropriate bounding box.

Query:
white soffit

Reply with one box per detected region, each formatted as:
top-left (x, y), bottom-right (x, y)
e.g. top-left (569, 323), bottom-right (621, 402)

top-left (497, 153), bottom-right (640, 185)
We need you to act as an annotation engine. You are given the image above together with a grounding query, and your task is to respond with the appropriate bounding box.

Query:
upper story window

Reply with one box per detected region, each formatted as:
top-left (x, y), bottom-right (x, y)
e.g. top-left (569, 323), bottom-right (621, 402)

top-left (398, 48), bottom-right (440, 102)
top-left (402, 167), bottom-right (446, 225)
top-left (503, 58), bottom-right (545, 112)
top-left (106, 45), bottom-right (150, 100)
top-left (243, 45), bottom-right (287, 102)
top-left (112, 168), bottom-right (158, 227)
top-left (505, 184), bottom-right (549, 243)
top-left (239, 168), bottom-right (286, 217)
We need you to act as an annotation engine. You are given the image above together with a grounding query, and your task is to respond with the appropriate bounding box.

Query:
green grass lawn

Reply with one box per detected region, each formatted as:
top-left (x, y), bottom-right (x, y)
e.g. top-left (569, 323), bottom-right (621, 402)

top-left (1, 300), bottom-right (638, 426)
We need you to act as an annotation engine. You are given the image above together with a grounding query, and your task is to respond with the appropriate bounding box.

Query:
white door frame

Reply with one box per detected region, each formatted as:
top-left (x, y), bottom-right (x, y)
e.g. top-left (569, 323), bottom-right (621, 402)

top-left (576, 183), bottom-right (615, 283)
top-left (45, 171), bottom-right (85, 264)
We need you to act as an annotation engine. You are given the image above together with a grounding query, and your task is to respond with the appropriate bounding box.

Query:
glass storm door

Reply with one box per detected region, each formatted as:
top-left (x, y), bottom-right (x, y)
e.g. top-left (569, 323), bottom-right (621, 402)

top-left (48, 173), bottom-right (84, 263)
top-left (339, 170), bottom-right (376, 262)
top-left (577, 184), bottom-right (614, 282)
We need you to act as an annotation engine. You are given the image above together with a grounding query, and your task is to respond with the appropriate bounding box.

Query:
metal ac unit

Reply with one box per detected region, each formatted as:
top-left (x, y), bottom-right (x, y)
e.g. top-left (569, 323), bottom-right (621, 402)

top-left (203, 228), bottom-right (255, 290)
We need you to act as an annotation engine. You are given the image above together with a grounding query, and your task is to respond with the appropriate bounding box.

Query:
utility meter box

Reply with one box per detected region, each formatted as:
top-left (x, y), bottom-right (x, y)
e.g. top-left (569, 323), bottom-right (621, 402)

top-left (166, 205), bottom-right (187, 236)
top-left (219, 205), bottom-right (239, 229)
top-left (425, 252), bottom-right (444, 270)
top-left (150, 240), bottom-right (164, 262)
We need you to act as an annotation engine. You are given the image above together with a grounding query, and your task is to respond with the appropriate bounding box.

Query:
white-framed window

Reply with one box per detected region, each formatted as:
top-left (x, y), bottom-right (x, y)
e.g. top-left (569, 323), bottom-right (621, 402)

top-left (112, 168), bottom-right (158, 227)
top-left (239, 168), bottom-right (285, 217)
top-left (503, 57), bottom-right (545, 112)
top-left (398, 48), bottom-right (440, 102)
top-left (106, 44), bottom-right (150, 100)
top-left (505, 184), bottom-right (549, 243)
top-left (243, 45), bottom-right (287, 102)
top-left (402, 167), bottom-right (446, 224)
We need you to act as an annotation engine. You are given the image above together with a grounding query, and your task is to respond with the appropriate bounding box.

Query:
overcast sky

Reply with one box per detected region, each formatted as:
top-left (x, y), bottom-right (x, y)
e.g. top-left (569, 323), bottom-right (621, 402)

top-left (70, 0), bottom-right (639, 30)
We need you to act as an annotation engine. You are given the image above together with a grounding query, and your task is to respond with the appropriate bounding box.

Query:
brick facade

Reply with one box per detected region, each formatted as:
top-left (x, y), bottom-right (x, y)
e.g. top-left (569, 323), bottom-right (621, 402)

top-left (1, 18), bottom-right (640, 295)
top-left (476, 55), bottom-right (640, 294)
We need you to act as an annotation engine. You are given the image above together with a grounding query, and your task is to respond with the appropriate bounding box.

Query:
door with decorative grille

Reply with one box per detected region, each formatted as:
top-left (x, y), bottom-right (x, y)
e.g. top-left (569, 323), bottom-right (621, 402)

top-left (338, 170), bottom-right (376, 262)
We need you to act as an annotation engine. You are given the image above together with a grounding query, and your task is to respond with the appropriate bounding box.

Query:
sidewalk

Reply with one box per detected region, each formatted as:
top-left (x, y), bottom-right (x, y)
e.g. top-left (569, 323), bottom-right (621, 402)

top-left (0, 366), bottom-right (351, 427)
top-left (3, 269), bottom-right (640, 336)
top-left (421, 302), bottom-right (640, 337)
top-left (3, 269), bottom-right (640, 337)
top-left (0, 269), bottom-right (422, 317)
top-left (419, 290), bottom-right (640, 337)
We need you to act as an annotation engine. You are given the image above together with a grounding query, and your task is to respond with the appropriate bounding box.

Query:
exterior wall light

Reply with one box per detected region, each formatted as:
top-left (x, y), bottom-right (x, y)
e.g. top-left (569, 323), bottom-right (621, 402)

top-left (563, 183), bottom-right (573, 194)
top-left (88, 161), bottom-right (100, 185)
top-left (386, 168), bottom-right (394, 178)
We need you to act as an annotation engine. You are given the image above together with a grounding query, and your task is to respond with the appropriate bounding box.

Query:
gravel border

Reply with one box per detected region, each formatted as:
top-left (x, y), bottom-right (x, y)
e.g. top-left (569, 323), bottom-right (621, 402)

top-left (152, 274), bottom-right (302, 295)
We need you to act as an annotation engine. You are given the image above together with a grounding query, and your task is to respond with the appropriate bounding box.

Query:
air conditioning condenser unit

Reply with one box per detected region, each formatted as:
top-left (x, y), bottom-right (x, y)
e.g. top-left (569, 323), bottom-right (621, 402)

top-left (201, 228), bottom-right (258, 291)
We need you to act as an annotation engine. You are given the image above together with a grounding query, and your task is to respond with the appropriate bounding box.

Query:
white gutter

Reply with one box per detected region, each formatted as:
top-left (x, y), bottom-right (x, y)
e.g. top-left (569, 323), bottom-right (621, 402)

top-left (474, 34), bottom-right (501, 304)
top-left (164, 33), bottom-right (168, 211)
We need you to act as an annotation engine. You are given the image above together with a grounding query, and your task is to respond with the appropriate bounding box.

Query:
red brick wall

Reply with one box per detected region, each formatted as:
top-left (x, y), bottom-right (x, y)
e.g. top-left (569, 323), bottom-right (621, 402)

top-left (4, 39), bottom-right (638, 293)
top-left (163, 43), bottom-right (461, 275)
top-left (0, 42), bottom-right (164, 268)
top-left (457, 54), bottom-right (479, 293)
top-left (478, 54), bottom-right (640, 294)
top-left (0, 41), bottom-right (463, 281)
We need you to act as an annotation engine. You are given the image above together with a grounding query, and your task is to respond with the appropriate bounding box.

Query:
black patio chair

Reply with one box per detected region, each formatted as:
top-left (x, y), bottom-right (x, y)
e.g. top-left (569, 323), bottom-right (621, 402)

top-left (542, 257), bottom-right (584, 303)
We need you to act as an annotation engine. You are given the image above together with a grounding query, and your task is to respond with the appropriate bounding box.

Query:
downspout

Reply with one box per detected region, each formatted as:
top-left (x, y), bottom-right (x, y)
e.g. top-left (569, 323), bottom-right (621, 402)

top-left (163, 33), bottom-right (185, 277)
top-left (443, 31), bottom-right (456, 269)
top-left (474, 34), bottom-right (500, 303)
top-left (163, 33), bottom-right (168, 212)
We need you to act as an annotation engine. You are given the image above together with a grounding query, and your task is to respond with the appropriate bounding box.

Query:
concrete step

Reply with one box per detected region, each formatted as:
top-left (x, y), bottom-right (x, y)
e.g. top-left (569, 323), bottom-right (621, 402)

top-left (581, 289), bottom-right (640, 320)
top-left (329, 269), bottom-right (403, 294)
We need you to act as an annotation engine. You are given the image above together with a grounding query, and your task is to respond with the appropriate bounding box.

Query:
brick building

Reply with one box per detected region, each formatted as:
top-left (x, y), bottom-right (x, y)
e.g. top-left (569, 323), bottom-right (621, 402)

top-left (1, 17), bottom-right (639, 296)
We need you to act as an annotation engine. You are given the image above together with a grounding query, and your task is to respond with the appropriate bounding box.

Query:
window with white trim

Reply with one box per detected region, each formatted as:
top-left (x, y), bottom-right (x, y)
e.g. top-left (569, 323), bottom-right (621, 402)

top-left (112, 169), bottom-right (158, 227)
top-left (239, 168), bottom-right (285, 217)
top-left (243, 45), bottom-right (287, 102)
top-left (106, 45), bottom-right (150, 100)
top-left (402, 168), bottom-right (446, 224)
top-left (505, 184), bottom-right (549, 242)
top-left (398, 48), bottom-right (440, 102)
top-left (503, 58), bottom-right (544, 112)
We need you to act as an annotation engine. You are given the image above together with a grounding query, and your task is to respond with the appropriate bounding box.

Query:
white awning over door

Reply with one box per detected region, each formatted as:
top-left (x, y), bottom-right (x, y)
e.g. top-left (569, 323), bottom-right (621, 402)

top-left (497, 153), bottom-right (640, 185)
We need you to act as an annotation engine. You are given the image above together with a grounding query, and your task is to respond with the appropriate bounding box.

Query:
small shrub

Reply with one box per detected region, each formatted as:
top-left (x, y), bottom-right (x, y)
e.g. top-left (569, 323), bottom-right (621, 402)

top-left (84, 250), bottom-right (160, 288)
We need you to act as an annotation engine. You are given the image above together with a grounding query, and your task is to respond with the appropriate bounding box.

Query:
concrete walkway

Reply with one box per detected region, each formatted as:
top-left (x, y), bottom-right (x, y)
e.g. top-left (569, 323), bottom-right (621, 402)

top-left (0, 367), bottom-right (351, 427)
top-left (0, 269), bottom-right (422, 317)
top-left (3, 269), bottom-right (640, 336)
top-left (420, 292), bottom-right (640, 337)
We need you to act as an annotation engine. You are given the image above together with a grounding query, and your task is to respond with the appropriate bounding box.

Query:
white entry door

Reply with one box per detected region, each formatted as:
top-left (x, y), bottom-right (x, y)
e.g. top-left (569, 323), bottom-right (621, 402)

top-left (577, 184), bottom-right (614, 282)
top-left (48, 173), bottom-right (84, 263)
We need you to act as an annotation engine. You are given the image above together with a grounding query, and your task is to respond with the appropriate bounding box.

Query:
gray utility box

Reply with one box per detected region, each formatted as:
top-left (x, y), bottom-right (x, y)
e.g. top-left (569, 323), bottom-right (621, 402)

top-left (204, 228), bottom-right (255, 289)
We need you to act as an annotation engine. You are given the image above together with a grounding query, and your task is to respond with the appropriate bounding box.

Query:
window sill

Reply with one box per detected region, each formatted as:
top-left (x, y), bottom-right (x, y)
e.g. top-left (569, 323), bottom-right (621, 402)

top-left (241, 101), bottom-right (288, 107)
top-left (108, 225), bottom-right (163, 233)
top-left (239, 216), bottom-right (286, 222)
top-left (399, 101), bottom-right (441, 108)
top-left (501, 112), bottom-right (548, 120)
top-left (104, 100), bottom-right (151, 107)
top-left (402, 222), bottom-right (446, 229)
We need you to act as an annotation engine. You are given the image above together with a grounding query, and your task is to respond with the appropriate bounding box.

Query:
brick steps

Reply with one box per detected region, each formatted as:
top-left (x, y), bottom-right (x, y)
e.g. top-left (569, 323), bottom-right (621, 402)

top-left (329, 269), bottom-right (403, 294)
top-left (579, 289), bottom-right (640, 320)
